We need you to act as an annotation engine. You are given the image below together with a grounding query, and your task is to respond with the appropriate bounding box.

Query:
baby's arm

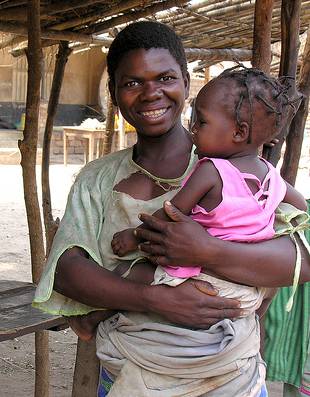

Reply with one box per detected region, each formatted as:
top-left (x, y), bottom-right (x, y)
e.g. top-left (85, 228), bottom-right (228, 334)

top-left (283, 181), bottom-right (307, 211)
top-left (111, 160), bottom-right (219, 256)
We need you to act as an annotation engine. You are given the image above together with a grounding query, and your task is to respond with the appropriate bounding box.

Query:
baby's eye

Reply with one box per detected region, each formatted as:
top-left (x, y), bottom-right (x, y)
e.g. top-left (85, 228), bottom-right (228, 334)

top-left (199, 119), bottom-right (206, 125)
top-left (124, 81), bottom-right (139, 87)
top-left (159, 76), bottom-right (175, 82)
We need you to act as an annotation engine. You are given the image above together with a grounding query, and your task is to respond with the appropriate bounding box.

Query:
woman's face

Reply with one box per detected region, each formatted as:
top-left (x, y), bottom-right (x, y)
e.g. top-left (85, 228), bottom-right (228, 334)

top-left (111, 48), bottom-right (189, 138)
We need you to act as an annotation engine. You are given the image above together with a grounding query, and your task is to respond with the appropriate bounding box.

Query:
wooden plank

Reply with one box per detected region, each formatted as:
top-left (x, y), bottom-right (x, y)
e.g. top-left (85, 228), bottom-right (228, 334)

top-left (0, 280), bottom-right (67, 341)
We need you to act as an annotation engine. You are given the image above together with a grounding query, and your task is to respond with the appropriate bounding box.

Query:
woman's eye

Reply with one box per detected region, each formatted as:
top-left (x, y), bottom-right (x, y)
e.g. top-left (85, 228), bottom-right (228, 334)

top-left (159, 76), bottom-right (174, 82)
top-left (125, 81), bottom-right (139, 87)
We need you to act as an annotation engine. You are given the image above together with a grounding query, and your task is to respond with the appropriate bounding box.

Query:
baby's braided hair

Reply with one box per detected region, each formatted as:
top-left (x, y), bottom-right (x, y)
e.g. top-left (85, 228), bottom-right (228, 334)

top-left (215, 65), bottom-right (303, 145)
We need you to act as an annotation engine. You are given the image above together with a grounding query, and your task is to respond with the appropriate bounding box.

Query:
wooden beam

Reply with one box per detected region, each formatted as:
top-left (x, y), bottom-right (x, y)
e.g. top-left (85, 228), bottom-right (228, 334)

top-left (263, 0), bottom-right (302, 165)
top-left (252, 0), bottom-right (274, 73)
top-left (281, 28), bottom-right (310, 185)
top-left (0, 35), bottom-right (25, 50)
top-left (186, 47), bottom-right (252, 62)
top-left (9, 39), bottom-right (60, 57)
top-left (84, 0), bottom-right (189, 35)
top-left (0, 20), bottom-right (113, 45)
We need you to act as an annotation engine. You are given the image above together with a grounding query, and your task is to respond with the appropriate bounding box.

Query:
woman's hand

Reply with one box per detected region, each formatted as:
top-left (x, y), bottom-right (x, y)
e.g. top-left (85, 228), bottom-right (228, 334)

top-left (135, 201), bottom-right (216, 267)
top-left (144, 279), bottom-right (241, 328)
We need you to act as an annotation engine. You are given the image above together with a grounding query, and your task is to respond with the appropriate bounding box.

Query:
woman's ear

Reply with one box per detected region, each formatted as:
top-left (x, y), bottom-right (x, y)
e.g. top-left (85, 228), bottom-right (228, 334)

top-left (108, 80), bottom-right (118, 106)
top-left (233, 121), bottom-right (249, 143)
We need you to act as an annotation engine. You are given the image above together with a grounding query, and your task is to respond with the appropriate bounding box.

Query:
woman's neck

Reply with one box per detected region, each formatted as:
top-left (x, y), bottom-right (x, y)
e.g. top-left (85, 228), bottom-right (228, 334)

top-left (133, 123), bottom-right (193, 179)
top-left (134, 123), bottom-right (192, 162)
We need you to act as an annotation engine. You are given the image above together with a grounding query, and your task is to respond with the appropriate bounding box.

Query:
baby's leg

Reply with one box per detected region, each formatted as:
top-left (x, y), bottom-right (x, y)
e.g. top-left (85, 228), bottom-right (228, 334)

top-left (68, 261), bottom-right (156, 340)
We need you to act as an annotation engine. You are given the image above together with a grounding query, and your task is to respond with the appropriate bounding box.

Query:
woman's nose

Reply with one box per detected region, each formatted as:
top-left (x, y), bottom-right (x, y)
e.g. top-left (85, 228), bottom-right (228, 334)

top-left (140, 82), bottom-right (162, 101)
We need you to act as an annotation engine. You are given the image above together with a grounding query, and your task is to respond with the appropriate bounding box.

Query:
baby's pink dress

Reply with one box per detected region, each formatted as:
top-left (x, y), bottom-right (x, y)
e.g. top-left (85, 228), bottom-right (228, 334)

top-left (165, 157), bottom-right (287, 278)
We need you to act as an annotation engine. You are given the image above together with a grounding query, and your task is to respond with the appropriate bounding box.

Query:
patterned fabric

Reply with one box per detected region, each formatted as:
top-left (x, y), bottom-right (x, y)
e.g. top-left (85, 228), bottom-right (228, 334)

top-left (97, 367), bottom-right (114, 397)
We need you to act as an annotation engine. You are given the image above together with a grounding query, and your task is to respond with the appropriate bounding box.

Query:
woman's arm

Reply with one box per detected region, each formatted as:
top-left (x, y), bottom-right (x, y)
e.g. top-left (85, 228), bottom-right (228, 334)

top-left (54, 247), bottom-right (241, 328)
top-left (136, 202), bottom-right (310, 287)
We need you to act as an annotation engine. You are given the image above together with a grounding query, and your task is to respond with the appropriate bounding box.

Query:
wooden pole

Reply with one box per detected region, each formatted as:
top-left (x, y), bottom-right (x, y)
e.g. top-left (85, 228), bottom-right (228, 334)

top-left (252, 0), bottom-right (274, 73)
top-left (99, 90), bottom-right (116, 157)
top-left (263, 0), bottom-right (302, 166)
top-left (204, 67), bottom-right (211, 84)
top-left (252, 0), bottom-right (274, 160)
top-left (18, 0), bottom-right (49, 396)
top-left (71, 339), bottom-right (99, 397)
top-left (281, 29), bottom-right (310, 185)
top-left (42, 41), bottom-right (72, 255)
top-left (0, 20), bottom-right (113, 45)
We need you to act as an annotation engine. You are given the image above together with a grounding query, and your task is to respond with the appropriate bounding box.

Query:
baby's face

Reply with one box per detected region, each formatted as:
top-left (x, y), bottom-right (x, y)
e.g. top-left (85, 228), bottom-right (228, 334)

top-left (191, 81), bottom-right (237, 159)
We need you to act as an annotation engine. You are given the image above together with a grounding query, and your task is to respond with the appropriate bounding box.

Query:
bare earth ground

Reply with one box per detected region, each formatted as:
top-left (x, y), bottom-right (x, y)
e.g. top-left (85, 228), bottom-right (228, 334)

top-left (0, 142), bottom-right (309, 395)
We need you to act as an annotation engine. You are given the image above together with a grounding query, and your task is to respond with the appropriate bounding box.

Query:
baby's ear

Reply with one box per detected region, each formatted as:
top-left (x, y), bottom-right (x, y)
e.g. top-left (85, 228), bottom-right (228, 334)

top-left (233, 121), bottom-right (249, 143)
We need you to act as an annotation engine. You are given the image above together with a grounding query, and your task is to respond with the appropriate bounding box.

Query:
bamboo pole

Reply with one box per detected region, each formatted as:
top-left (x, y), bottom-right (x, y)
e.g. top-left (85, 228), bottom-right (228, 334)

top-left (252, 0), bottom-right (274, 73)
top-left (263, 0), bottom-right (302, 165)
top-left (51, 0), bottom-right (148, 31)
top-left (42, 41), bottom-right (72, 255)
top-left (84, 0), bottom-right (188, 35)
top-left (18, 1), bottom-right (49, 396)
top-left (281, 28), bottom-right (310, 185)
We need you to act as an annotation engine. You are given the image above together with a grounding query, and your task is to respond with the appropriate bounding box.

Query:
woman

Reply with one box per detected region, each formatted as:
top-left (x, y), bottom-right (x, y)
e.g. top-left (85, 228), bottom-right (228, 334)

top-left (34, 21), bottom-right (310, 396)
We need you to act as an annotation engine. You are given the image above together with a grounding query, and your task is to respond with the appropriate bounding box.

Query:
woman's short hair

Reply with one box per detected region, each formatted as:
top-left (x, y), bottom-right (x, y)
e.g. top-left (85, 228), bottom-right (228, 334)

top-left (107, 21), bottom-right (187, 84)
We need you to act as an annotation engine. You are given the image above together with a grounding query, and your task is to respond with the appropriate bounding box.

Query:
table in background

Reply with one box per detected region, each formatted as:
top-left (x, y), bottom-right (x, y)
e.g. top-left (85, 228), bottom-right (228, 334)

top-left (63, 126), bottom-right (106, 166)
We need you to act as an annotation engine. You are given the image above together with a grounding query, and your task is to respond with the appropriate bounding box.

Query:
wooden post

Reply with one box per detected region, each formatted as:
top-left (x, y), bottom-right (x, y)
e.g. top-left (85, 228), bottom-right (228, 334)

top-left (99, 90), bottom-right (116, 156)
top-left (72, 339), bottom-right (100, 397)
top-left (252, 0), bottom-right (274, 73)
top-left (18, 1), bottom-right (49, 396)
top-left (41, 41), bottom-right (72, 255)
top-left (281, 29), bottom-right (310, 185)
top-left (252, 0), bottom-right (274, 159)
top-left (263, 0), bottom-right (302, 166)
top-left (204, 67), bottom-right (211, 84)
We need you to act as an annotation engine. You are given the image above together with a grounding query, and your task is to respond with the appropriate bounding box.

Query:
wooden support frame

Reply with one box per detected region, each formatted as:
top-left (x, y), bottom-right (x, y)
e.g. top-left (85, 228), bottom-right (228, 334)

top-left (263, 0), bottom-right (302, 166)
top-left (41, 41), bottom-right (72, 255)
top-left (18, 2), bottom-right (49, 396)
top-left (281, 29), bottom-right (310, 184)
top-left (252, 0), bottom-right (274, 73)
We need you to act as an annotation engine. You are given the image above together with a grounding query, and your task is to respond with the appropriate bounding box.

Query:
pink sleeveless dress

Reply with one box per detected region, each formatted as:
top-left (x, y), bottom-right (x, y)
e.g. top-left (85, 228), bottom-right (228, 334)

top-left (165, 157), bottom-right (287, 278)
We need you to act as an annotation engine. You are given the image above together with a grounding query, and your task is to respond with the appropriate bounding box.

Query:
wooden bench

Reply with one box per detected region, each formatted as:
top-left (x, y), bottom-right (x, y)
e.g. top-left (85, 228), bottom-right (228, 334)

top-left (0, 279), bottom-right (99, 397)
top-left (0, 279), bottom-right (67, 342)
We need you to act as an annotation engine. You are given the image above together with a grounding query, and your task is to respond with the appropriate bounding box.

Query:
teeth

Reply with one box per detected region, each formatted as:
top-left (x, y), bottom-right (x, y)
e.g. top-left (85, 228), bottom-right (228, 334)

top-left (141, 108), bottom-right (167, 118)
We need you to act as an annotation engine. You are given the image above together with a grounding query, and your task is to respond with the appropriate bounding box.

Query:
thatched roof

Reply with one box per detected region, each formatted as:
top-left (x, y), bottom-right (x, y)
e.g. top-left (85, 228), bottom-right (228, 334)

top-left (0, 0), bottom-right (309, 69)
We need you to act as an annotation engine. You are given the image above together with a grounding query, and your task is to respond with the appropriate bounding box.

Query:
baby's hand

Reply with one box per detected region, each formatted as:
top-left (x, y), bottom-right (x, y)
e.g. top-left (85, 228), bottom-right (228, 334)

top-left (111, 228), bottom-right (139, 256)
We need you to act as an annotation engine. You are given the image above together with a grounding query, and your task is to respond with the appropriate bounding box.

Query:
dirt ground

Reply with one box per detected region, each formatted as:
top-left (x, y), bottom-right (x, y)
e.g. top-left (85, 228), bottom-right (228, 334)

top-left (1, 147), bottom-right (309, 395)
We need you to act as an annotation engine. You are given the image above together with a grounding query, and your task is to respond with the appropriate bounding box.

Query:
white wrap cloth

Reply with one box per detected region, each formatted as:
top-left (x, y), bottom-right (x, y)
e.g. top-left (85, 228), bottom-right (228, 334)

top-left (96, 312), bottom-right (265, 396)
